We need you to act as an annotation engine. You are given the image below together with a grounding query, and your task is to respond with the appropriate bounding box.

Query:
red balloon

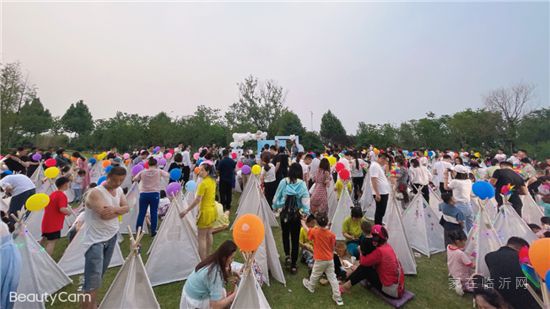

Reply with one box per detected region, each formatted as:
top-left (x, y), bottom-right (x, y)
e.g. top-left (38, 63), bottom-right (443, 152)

top-left (144, 161), bottom-right (149, 169)
top-left (339, 169), bottom-right (351, 181)
top-left (335, 162), bottom-right (345, 172)
top-left (231, 152), bottom-right (237, 160)
top-left (45, 158), bottom-right (56, 168)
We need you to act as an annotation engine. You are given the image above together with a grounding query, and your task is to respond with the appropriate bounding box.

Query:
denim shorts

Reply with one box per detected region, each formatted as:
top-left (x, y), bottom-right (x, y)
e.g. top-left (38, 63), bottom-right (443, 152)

top-left (83, 234), bottom-right (117, 292)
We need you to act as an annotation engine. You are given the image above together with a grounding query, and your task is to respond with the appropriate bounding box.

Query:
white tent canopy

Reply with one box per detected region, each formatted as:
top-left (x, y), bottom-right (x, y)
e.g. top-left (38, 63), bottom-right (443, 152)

top-left (13, 219), bottom-right (72, 309)
top-left (229, 264), bottom-right (271, 309)
top-left (401, 194), bottom-right (445, 257)
top-left (428, 187), bottom-right (443, 218)
top-left (330, 189), bottom-right (353, 241)
top-left (384, 195), bottom-right (417, 275)
top-left (521, 194), bottom-right (544, 225)
top-left (493, 203), bottom-right (538, 244)
top-left (464, 205), bottom-right (503, 277)
top-left (145, 196), bottom-right (201, 286)
top-left (359, 171), bottom-right (375, 220)
top-left (326, 180), bottom-right (339, 221)
top-left (472, 198), bottom-right (499, 223)
top-left (99, 229), bottom-right (160, 309)
top-left (120, 183), bottom-right (148, 234)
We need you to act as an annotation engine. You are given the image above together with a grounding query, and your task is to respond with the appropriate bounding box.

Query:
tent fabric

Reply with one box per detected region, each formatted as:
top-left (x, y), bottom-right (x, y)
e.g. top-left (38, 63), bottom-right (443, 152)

top-left (230, 266), bottom-right (271, 309)
top-left (235, 174), bottom-right (255, 217)
top-left (13, 223), bottom-right (72, 309)
top-left (384, 195), bottom-right (417, 275)
top-left (120, 183), bottom-right (148, 234)
top-left (145, 197), bottom-right (201, 286)
top-left (521, 194), bottom-right (544, 225)
top-left (326, 180), bottom-right (339, 220)
top-left (464, 207), bottom-right (503, 277)
top-left (58, 222), bottom-right (124, 276)
top-left (493, 204), bottom-right (538, 244)
top-left (0, 197), bottom-right (9, 212)
top-left (428, 187), bottom-right (443, 218)
top-left (472, 198), bottom-right (499, 223)
top-left (29, 164), bottom-right (45, 189)
top-left (401, 194), bottom-right (445, 257)
top-left (330, 189), bottom-right (353, 241)
top-left (99, 248), bottom-right (160, 309)
top-left (89, 162), bottom-right (102, 184)
top-left (122, 163), bottom-right (134, 190)
top-left (359, 172), bottom-right (375, 220)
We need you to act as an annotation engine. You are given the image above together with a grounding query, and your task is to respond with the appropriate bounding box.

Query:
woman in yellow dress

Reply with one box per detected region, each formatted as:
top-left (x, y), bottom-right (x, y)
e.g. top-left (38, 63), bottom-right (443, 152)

top-left (180, 162), bottom-right (218, 260)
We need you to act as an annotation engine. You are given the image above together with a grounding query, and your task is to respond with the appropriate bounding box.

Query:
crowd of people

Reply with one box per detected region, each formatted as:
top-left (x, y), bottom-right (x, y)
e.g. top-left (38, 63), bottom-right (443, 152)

top-left (0, 142), bottom-right (549, 309)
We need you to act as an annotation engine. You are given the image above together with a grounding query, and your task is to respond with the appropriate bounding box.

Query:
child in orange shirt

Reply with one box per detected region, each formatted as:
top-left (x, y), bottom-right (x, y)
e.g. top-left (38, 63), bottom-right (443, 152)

top-left (301, 214), bottom-right (344, 306)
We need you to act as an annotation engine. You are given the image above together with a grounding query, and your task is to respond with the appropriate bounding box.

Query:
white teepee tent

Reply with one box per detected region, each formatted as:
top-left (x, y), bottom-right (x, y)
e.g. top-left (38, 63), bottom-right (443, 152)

top-left (230, 258), bottom-right (271, 309)
top-left (359, 171), bottom-right (376, 220)
top-left (493, 203), bottom-right (538, 244)
top-left (58, 221), bottom-right (124, 276)
top-left (521, 194), bottom-right (544, 225)
top-left (326, 180), bottom-right (339, 220)
top-left (464, 203), bottom-right (503, 277)
top-left (331, 189), bottom-right (353, 241)
top-left (428, 186), bottom-right (443, 217)
top-left (12, 215), bottom-right (72, 309)
top-left (234, 176), bottom-right (277, 228)
top-left (30, 164), bottom-right (45, 189)
top-left (99, 228), bottom-right (160, 309)
top-left (145, 196), bottom-right (200, 286)
top-left (235, 173), bottom-right (255, 216)
top-left (120, 182), bottom-right (148, 234)
top-left (122, 163), bottom-right (134, 190)
top-left (472, 197), bottom-right (499, 223)
top-left (384, 195), bottom-right (417, 275)
top-left (401, 194), bottom-right (445, 257)
top-left (90, 162), bottom-right (102, 184)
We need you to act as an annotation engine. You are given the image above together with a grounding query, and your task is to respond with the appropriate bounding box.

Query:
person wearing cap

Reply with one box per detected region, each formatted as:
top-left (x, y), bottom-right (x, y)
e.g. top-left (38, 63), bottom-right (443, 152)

top-left (339, 225), bottom-right (405, 299)
top-left (444, 164), bottom-right (474, 234)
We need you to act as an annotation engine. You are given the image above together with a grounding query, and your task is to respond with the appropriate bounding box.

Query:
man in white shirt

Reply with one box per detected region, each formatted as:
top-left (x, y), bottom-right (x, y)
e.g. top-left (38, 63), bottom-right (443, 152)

top-left (0, 174), bottom-right (36, 229)
top-left (432, 154), bottom-right (453, 194)
top-left (182, 145), bottom-right (192, 183)
top-left (369, 154), bottom-right (391, 224)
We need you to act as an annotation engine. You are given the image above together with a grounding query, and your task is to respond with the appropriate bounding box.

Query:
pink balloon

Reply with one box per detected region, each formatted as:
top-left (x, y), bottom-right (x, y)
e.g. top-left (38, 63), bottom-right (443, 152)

top-left (231, 152), bottom-right (237, 159)
top-left (193, 152), bottom-right (200, 160)
top-left (237, 161), bottom-right (244, 169)
top-left (123, 153), bottom-right (130, 160)
top-left (165, 153), bottom-right (173, 160)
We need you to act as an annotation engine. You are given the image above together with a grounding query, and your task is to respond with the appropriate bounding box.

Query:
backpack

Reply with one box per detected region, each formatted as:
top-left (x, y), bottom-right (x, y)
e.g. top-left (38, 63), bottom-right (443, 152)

top-left (281, 180), bottom-right (301, 224)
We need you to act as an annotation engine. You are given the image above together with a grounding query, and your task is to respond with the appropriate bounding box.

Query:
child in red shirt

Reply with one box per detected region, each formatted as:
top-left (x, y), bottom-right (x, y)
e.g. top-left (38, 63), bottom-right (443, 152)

top-left (40, 177), bottom-right (72, 255)
top-left (301, 214), bottom-right (344, 306)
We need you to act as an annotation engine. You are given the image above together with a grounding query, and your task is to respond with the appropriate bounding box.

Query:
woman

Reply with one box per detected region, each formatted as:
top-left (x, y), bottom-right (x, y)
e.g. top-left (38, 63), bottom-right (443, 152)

top-left (342, 206), bottom-right (365, 259)
top-left (133, 157), bottom-right (170, 237)
top-left (408, 158), bottom-right (432, 203)
top-left (73, 152), bottom-right (90, 191)
top-left (1, 217), bottom-right (20, 309)
top-left (444, 165), bottom-right (474, 234)
top-left (180, 240), bottom-right (238, 309)
top-left (260, 152), bottom-right (277, 209)
top-left (340, 225), bottom-right (405, 299)
top-left (310, 158), bottom-right (332, 215)
top-left (350, 151), bottom-right (366, 202)
top-left (180, 163), bottom-right (218, 260)
top-left (273, 163), bottom-right (310, 274)
top-left (274, 146), bottom-right (290, 184)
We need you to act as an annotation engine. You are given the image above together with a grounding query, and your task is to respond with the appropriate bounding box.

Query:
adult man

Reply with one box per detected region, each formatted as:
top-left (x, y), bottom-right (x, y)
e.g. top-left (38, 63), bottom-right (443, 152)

top-left (432, 154), bottom-right (453, 194)
top-left (490, 161), bottom-right (528, 215)
top-left (4, 147), bottom-right (35, 175)
top-left (81, 167), bottom-right (129, 309)
top-left (485, 237), bottom-right (540, 309)
top-left (217, 149), bottom-right (236, 211)
top-left (182, 145), bottom-right (192, 183)
top-left (132, 150), bottom-right (149, 166)
top-left (0, 174), bottom-right (36, 230)
top-left (369, 154), bottom-right (391, 225)
top-left (55, 148), bottom-right (70, 167)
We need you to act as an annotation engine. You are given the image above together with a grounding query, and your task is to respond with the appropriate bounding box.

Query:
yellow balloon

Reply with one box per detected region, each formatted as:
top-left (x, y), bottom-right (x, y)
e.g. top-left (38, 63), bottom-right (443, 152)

top-left (26, 193), bottom-right (50, 211)
top-left (97, 152), bottom-right (107, 160)
top-left (328, 156), bottom-right (337, 166)
top-left (44, 167), bottom-right (60, 179)
top-left (251, 164), bottom-right (261, 175)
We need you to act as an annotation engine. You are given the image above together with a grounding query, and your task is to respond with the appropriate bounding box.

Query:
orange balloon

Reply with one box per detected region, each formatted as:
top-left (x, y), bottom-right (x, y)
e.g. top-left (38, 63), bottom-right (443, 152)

top-left (232, 214), bottom-right (265, 252)
top-left (529, 238), bottom-right (550, 278)
top-left (102, 160), bottom-right (111, 168)
top-left (194, 167), bottom-right (200, 175)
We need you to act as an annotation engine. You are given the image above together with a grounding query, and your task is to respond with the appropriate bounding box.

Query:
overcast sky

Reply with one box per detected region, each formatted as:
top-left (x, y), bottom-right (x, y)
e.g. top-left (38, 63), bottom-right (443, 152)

top-left (3, 1), bottom-right (549, 133)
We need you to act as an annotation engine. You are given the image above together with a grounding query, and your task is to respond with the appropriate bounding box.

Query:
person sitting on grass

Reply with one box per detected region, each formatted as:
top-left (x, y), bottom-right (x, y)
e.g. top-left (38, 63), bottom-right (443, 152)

top-left (299, 214), bottom-right (316, 270)
top-left (342, 206), bottom-right (365, 259)
top-left (471, 275), bottom-right (512, 309)
top-left (211, 202), bottom-right (230, 234)
top-left (446, 230), bottom-right (474, 296)
top-left (340, 225), bottom-right (405, 299)
top-left (334, 241), bottom-right (353, 282)
top-left (40, 177), bottom-right (73, 256)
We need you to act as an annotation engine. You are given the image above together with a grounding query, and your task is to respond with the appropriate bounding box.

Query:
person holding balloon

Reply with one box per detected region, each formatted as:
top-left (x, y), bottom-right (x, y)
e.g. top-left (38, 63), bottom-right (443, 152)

top-left (40, 177), bottom-right (73, 255)
top-left (0, 174), bottom-right (36, 230)
top-left (180, 162), bottom-right (219, 260)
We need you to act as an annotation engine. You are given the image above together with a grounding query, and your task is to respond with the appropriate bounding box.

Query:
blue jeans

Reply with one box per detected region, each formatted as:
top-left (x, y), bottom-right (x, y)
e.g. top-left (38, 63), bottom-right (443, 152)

top-left (137, 192), bottom-right (159, 235)
top-left (83, 234), bottom-right (117, 292)
top-left (455, 202), bottom-right (473, 235)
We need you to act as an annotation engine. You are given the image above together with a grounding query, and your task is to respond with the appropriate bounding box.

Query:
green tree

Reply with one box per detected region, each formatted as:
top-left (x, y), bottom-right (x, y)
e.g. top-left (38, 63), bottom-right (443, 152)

top-left (301, 131), bottom-right (324, 152)
top-left (180, 105), bottom-right (228, 146)
top-left (516, 108), bottom-right (550, 158)
top-left (356, 123), bottom-right (398, 148)
top-left (17, 98), bottom-right (53, 137)
top-left (414, 112), bottom-right (450, 149)
top-left (61, 100), bottom-right (94, 136)
top-left (320, 110), bottom-right (347, 145)
top-left (146, 112), bottom-right (174, 146)
top-left (268, 111), bottom-right (306, 137)
top-left (225, 76), bottom-right (287, 132)
top-left (447, 109), bottom-right (502, 150)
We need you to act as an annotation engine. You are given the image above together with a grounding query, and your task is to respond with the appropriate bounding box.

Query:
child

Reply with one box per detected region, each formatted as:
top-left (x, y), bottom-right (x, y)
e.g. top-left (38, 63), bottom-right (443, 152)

top-left (301, 214), bottom-right (344, 306)
top-left (335, 178), bottom-right (352, 199)
top-left (342, 206), bottom-right (365, 259)
top-left (72, 169), bottom-right (86, 203)
top-left (211, 202), bottom-right (230, 234)
top-left (537, 217), bottom-right (550, 238)
top-left (333, 241), bottom-right (353, 282)
top-left (447, 230), bottom-right (474, 296)
top-left (157, 190), bottom-right (170, 218)
top-left (358, 220), bottom-right (376, 257)
top-left (439, 192), bottom-right (465, 246)
top-left (40, 177), bottom-right (72, 255)
top-left (300, 214), bottom-right (316, 270)
top-left (528, 223), bottom-right (542, 235)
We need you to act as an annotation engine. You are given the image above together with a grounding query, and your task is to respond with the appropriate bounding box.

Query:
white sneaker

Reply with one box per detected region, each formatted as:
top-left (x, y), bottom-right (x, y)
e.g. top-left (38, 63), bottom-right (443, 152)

top-left (454, 281), bottom-right (464, 296)
top-left (333, 297), bottom-right (344, 306)
top-left (302, 279), bottom-right (315, 293)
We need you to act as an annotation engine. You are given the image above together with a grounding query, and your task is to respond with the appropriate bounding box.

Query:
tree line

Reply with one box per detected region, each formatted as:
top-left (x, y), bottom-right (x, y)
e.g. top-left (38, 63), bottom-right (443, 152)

top-left (1, 62), bottom-right (548, 158)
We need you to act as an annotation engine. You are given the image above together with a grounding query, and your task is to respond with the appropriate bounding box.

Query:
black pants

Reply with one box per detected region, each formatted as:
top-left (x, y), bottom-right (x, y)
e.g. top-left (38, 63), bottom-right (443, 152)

top-left (334, 254), bottom-right (347, 280)
top-left (352, 177), bottom-right (364, 201)
top-left (219, 180), bottom-right (232, 211)
top-left (281, 216), bottom-right (301, 268)
top-left (439, 183), bottom-right (451, 195)
top-left (348, 265), bottom-right (382, 290)
top-left (182, 166), bottom-right (191, 183)
top-left (374, 194), bottom-right (389, 225)
top-left (9, 188), bottom-right (35, 229)
top-left (264, 181), bottom-right (277, 208)
top-left (412, 184), bottom-right (429, 203)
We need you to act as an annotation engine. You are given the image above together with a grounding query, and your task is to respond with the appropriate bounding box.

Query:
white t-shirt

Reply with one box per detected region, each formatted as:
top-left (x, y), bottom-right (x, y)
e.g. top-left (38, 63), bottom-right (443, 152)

top-left (82, 186), bottom-right (123, 247)
top-left (369, 161), bottom-right (391, 195)
top-left (350, 159), bottom-right (366, 178)
top-left (408, 166), bottom-right (432, 185)
top-left (300, 161), bottom-right (310, 178)
top-left (448, 179), bottom-right (472, 204)
top-left (309, 158), bottom-right (320, 178)
top-left (432, 160), bottom-right (453, 184)
top-left (261, 164), bottom-right (276, 183)
top-left (0, 174), bottom-right (35, 196)
top-left (182, 150), bottom-right (192, 167)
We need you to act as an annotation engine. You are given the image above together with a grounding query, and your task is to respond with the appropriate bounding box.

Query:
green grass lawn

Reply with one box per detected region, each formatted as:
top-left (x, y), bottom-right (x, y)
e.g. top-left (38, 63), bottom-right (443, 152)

top-left (48, 193), bottom-right (472, 308)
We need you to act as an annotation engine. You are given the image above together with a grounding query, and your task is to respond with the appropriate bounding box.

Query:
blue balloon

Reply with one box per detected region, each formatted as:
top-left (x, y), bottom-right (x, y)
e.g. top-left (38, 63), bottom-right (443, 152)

top-left (170, 168), bottom-right (182, 181)
top-left (196, 159), bottom-right (203, 166)
top-left (472, 181), bottom-right (495, 200)
top-left (89, 158), bottom-right (97, 165)
top-left (104, 165), bottom-right (113, 174)
top-left (98, 176), bottom-right (107, 185)
top-left (2, 170), bottom-right (12, 175)
top-left (428, 151), bottom-right (435, 158)
top-left (546, 270), bottom-right (550, 293)
top-left (185, 180), bottom-right (197, 192)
